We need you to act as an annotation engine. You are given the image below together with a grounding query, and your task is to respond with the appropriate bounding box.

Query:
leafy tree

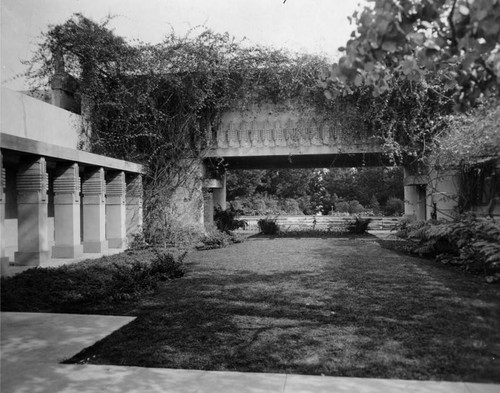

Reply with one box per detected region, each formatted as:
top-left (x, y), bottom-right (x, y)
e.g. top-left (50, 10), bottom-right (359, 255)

top-left (326, 0), bottom-right (500, 108)
top-left (259, 169), bottom-right (316, 198)
top-left (323, 167), bottom-right (404, 207)
top-left (226, 170), bottom-right (266, 200)
top-left (369, 195), bottom-right (381, 214)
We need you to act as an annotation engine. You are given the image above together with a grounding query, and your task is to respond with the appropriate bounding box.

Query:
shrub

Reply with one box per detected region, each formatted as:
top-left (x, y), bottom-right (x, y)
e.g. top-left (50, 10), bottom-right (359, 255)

top-left (335, 201), bottom-right (350, 213)
top-left (0, 249), bottom-right (186, 312)
top-left (198, 229), bottom-right (245, 250)
top-left (392, 218), bottom-right (429, 238)
top-left (346, 216), bottom-right (372, 234)
top-left (258, 216), bottom-right (280, 235)
top-left (402, 215), bottom-right (500, 281)
top-left (348, 200), bottom-right (365, 214)
top-left (214, 205), bottom-right (247, 233)
top-left (384, 197), bottom-right (404, 216)
top-left (145, 216), bottom-right (202, 248)
top-left (129, 229), bottom-right (150, 250)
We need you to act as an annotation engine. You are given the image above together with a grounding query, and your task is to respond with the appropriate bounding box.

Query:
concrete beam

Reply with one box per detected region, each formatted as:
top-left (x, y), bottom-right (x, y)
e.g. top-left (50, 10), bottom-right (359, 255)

top-left (1, 133), bottom-right (143, 174)
top-left (206, 153), bottom-right (390, 170)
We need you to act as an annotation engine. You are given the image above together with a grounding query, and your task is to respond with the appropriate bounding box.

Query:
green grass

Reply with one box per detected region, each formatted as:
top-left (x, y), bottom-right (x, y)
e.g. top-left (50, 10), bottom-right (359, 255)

top-left (61, 236), bottom-right (500, 382)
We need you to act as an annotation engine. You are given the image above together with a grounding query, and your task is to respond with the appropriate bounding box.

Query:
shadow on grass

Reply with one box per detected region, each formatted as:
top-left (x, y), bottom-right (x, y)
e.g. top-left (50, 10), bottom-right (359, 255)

top-left (65, 239), bottom-right (500, 382)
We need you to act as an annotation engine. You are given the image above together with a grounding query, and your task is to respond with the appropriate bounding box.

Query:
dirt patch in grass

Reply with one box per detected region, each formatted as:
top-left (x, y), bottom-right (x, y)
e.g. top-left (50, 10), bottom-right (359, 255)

top-left (63, 237), bottom-right (500, 381)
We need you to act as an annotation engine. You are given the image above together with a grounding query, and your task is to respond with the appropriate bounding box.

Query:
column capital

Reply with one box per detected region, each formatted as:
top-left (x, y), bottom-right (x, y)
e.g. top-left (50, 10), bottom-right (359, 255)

top-left (82, 167), bottom-right (106, 203)
top-left (54, 163), bottom-right (81, 204)
top-left (107, 171), bottom-right (126, 205)
top-left (17, 157), bottom-right (48, 204)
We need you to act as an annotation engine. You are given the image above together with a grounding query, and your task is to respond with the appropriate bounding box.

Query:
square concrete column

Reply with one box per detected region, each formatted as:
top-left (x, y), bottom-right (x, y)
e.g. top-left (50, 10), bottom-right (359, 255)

top-left (82, 168), bottom-right (108, 253)
top-left (126, 174), bottom-right (143, 243)
top-left (213, 172), bottom-right (227, 210)
top-left (52, 163), bottom-right (83, 258)
top-left (15, 157), bottom-right (50, 266)
top-left (0, 154), bottom-right (9, 274)
top-left (106, 171), bottom-right (127, 249)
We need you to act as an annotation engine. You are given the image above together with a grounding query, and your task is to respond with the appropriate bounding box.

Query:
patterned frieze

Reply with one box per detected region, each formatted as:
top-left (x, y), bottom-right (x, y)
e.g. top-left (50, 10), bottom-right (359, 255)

top-left (216, 116), bottom-right (371, 150)
top-left (262, 120), bottom-right (274, 147)
top-left (239, 121), bottom-right (251, 148)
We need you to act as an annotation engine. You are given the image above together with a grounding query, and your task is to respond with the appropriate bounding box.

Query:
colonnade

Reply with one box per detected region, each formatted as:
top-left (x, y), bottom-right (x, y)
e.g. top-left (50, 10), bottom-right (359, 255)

top-left (0, 153), bottom-right (143, 267)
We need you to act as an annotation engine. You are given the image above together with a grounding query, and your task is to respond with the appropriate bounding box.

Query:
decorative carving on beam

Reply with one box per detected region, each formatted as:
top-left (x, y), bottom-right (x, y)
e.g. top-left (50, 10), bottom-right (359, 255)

top-left (263, 119), bottom-right (274, 147)
top-left (228, 121), bottom-right (239, 148)
top-left (216, 115), bottom-right (372, 150)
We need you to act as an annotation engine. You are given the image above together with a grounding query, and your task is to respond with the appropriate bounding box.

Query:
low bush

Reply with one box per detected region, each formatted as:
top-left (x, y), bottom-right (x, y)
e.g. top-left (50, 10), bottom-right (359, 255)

top-left (145, 213), bottom-right (203, 248)
top-left (392, 218), bottom-right (431, 238)
top-left (0, 249), bottom-right (186, 312)
top-left (258, 216), bottom-right (280, 235)
top-left (346, 216), bottom-right (372, 234)
top-left (214, 206), bottom-right (247, 233)
top-left (398, 214), bottom-right (500, 282)
top-left (198, 229), bottom-right (245, 250)
top-left (383, 197), bottom-right (404, 216)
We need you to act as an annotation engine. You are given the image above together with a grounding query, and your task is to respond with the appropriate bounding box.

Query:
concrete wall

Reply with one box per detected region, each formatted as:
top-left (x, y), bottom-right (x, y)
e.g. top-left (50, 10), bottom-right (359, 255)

top-left (1, 87), bottom-right (82, 150)
top-left (428, 169), bottom-right (461, 220)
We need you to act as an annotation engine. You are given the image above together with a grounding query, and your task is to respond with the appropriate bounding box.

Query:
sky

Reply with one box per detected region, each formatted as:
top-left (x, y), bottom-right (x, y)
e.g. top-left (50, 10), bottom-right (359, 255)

top-left (1, 0), bottom-right (365, 90)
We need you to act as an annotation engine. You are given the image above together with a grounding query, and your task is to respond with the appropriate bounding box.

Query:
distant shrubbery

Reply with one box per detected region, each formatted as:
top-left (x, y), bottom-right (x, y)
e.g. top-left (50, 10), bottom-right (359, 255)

top-left (0, 250), bottom-right (186, 312)
top-left (230, 194), bottom-right (403, 217)
top-left (231, 195), bottom-right (303, 216)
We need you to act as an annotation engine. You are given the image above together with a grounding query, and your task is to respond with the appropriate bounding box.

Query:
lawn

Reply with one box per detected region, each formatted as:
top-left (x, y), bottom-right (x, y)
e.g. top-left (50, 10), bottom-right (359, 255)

top-left (60, 235), bottom-right (500, 382)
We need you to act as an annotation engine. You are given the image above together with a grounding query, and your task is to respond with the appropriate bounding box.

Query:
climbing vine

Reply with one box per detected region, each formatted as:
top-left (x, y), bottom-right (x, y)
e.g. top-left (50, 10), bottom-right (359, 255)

top-left (25, 12), bottom-right (496, 240)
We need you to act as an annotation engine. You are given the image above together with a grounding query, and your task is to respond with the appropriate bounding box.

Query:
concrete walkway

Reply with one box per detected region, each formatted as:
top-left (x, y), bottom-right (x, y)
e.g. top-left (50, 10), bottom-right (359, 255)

top-left (1, 312), bottom-right (499, 393)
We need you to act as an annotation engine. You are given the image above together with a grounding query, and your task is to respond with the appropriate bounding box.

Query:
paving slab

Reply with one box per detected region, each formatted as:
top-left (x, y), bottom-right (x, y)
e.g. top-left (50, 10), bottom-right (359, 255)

top-left (1, 312), bottom-right (135, 393)
top-left (285, 374), bottom-right (475, 393)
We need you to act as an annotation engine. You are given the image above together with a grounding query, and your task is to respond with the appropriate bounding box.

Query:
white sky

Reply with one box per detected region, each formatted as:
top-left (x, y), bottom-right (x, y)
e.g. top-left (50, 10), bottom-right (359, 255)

top-left (1, 0), bottom-right (364, 90)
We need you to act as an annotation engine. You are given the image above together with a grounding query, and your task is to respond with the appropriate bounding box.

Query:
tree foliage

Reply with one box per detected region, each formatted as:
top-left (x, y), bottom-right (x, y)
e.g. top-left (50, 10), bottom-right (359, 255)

top-left (325, 0), bottom-right (500, 108)
top-left (226, 167), bottom-right (404, 216)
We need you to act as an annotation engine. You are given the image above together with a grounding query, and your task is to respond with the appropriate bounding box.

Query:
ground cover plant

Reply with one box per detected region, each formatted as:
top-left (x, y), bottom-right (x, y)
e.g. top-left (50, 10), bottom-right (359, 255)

top-left (0, 249), bottom-right (185, 313)
top-left (58, 237), bottom-right (500, 382)
top-left (390, 215), bottom-right (500, 282)
top-left (197, 228), bottom-right (246, 250)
